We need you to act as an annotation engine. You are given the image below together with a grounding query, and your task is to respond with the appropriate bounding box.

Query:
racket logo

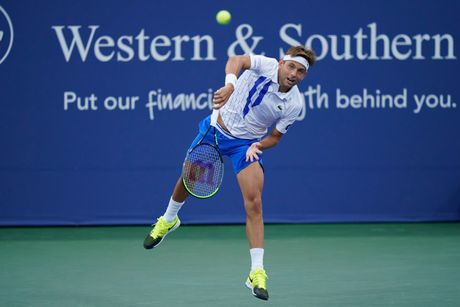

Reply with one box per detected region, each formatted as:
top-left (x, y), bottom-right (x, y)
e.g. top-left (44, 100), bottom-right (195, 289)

top-left (0, 6), bottom-right (13, 65)
top-left (189, 160), bottom-right (215, 185)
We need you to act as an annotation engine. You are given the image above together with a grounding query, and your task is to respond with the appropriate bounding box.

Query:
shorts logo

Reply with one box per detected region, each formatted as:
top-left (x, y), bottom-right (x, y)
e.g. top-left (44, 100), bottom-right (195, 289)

top-left (0, 6), bottom-right (14, 64)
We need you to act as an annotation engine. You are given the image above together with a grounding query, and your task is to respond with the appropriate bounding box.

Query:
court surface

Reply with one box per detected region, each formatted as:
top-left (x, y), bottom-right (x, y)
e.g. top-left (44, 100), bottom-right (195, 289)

top-left (1, 223), bottom-right (459, 307)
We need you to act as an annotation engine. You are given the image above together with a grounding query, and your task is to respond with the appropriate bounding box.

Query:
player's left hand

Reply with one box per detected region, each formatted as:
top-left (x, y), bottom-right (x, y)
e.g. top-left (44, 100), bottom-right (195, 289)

top-left (213, 84), bottom-right (234, 109)
top-left (246, 142), bottom-right (263, 162)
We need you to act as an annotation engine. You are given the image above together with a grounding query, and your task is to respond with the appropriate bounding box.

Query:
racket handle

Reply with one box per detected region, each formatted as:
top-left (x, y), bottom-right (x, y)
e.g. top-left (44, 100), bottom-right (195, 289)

top-left (211, 109), bottom-right (219, 126)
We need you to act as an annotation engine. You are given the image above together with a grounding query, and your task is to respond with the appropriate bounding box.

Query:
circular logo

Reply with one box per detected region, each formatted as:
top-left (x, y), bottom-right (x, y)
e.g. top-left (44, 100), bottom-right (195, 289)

top-left (0, 6), bottom-right (14, 64)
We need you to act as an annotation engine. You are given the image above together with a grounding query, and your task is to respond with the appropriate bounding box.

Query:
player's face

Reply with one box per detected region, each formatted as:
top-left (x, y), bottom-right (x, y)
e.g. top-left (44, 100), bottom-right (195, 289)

top-left (278, 60), bottom-right (307, 91)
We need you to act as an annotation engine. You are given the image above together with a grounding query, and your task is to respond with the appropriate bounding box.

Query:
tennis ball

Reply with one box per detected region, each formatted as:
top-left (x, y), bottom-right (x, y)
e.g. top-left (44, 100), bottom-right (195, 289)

top-left (216, 10), bottom-right (231, 25)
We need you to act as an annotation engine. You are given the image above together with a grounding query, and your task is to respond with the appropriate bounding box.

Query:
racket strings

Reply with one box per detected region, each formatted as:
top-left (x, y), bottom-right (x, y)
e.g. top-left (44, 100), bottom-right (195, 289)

top-left (182, 144), bottom-right (224, 197)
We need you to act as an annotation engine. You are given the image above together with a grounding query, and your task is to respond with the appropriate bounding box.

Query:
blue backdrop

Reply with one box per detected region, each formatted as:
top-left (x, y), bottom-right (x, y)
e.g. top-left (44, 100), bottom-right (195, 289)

top-left (0, 0), bottom-right (459, 225)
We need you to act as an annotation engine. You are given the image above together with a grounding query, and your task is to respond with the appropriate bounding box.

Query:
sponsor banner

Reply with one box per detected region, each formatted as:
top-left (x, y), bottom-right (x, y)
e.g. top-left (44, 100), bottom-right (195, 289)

top-left (0, 0), bottom-right (459, 225)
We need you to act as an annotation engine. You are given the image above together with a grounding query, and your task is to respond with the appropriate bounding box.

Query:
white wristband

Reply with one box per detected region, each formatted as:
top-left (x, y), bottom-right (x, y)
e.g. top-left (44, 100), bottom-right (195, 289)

top-left (225, 74), bottom-right (237, 87)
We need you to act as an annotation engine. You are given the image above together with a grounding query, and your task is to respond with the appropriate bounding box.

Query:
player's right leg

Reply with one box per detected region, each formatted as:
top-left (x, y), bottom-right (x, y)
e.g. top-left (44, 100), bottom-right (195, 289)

top-left (143, 177), bottom-right (189, 249)
top-left (144, 115), bottom-right (212, 249)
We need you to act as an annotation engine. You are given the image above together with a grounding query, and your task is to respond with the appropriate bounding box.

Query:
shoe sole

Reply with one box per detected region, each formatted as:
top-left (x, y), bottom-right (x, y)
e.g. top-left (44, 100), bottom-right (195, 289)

top-left (245, 280), bottom-right (254, 294)
top-left (150, 219), bottom-right (181, 249)
top-left (245, 280), bottom-right (268, 301)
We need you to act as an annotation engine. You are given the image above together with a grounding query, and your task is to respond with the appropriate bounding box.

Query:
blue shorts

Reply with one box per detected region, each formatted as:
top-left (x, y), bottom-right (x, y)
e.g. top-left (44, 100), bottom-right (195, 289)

top-left (188, 115), bottom-right (264, 174)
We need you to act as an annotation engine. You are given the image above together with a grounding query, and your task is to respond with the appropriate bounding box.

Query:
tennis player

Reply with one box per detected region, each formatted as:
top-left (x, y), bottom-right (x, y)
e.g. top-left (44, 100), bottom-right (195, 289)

top-left (144, 45), bottom-right (316, 301)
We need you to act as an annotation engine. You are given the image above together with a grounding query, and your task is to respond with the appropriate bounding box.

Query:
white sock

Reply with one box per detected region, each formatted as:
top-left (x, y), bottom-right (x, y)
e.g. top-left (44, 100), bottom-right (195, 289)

top-left (163, 197), bottom-right (184, 222)
top-left (250, 248), bottom-right (264, 272)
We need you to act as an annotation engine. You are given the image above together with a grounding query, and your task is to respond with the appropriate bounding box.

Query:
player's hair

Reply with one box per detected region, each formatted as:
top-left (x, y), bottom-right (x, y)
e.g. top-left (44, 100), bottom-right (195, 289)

top-left (286, 46), bottom-right (316, 67)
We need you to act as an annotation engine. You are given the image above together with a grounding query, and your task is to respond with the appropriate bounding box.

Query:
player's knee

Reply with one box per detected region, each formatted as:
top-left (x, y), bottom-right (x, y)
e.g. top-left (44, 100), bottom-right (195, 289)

top-left (244, 197), bottom-right (263, 217)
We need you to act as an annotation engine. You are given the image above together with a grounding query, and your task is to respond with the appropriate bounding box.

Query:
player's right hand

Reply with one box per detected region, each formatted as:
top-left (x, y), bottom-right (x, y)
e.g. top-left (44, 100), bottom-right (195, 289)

top-left (213, 84), bottom-right (234, 109)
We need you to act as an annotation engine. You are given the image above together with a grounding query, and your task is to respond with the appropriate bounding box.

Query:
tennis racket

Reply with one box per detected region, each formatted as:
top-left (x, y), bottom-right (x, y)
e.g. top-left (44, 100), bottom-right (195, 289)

top-left (182, 110), bottom-right (224, 198)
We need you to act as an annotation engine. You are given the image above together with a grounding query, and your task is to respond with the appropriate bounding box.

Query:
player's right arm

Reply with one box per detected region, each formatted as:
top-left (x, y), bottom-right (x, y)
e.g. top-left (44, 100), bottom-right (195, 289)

top-left (213, 55), bottom-right (251, 109)
top-left (225, 55), bottom-right (251, 76)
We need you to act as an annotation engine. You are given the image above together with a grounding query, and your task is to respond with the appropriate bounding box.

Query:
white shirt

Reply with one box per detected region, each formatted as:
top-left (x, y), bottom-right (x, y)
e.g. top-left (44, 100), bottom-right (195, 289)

top-left (219, 54), bottom-right (303, 140)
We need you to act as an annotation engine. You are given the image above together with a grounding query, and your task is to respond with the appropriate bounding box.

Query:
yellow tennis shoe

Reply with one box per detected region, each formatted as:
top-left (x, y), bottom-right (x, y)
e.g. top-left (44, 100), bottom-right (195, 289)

top-left (143, 216), bottom-right (180, 249)
top-left (245, 268), bottom-right (269, 300)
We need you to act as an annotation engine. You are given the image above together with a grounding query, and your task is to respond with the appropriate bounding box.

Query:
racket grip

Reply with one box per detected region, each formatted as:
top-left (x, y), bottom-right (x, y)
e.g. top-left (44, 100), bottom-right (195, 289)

top-left (210, 109), bottom-right (219, 126)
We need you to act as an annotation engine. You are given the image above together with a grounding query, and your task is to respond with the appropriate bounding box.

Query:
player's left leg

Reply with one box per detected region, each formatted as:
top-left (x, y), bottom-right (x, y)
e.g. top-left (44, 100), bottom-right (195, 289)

top-left (237, 162), bottom-right (269, 300)
top-left (237, 162), bottom-right (264, 248)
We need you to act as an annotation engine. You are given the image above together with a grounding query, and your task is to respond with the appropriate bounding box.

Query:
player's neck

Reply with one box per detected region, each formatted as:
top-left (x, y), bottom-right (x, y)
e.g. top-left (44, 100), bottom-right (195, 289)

top-left (278, 85), bottom-right (291, 93)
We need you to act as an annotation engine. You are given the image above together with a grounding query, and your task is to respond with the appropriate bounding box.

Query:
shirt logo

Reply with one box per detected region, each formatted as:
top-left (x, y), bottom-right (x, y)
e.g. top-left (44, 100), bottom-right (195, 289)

top-left (0, 6), bottom-right (14, 64)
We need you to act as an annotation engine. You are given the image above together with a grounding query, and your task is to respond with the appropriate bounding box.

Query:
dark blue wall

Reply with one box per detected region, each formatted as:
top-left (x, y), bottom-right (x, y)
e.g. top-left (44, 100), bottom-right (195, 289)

top-left (0, 0), bottom-right (459, 225)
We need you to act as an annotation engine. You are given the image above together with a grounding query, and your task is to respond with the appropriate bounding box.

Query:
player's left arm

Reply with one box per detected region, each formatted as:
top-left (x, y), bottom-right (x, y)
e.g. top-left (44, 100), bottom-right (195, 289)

top-left (245, 96), bottom-right (303, 162)
top-left (245, 129), bottom-right (283, 162)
